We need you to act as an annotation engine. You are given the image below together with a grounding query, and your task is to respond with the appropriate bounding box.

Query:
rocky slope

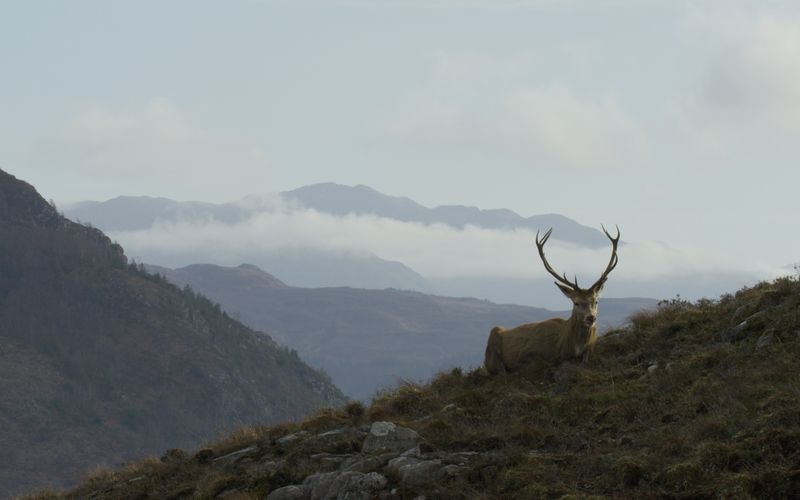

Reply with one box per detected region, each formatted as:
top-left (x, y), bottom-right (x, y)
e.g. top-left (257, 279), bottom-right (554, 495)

top-left (35, 273), bottom-right (800, 499)
top-left (0, 169), bottom-right (345, 496)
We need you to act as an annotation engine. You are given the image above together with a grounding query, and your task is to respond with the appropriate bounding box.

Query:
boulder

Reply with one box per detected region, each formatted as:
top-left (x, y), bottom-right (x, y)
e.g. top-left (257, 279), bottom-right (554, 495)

top-left (362, 422), bottom-right (420, 454)
top-left (302, 428), bottom-right (361, 454)
top-left (333, 471), bottom-right (388, 500)
top-left (303, 471), bottom-right (339, 499)
top-left (276, 431), bottom-right (310, 451)
top-left (267, 484), bottom-right (310, 500)
top-left (386, 456), bottom-right (459, 486)
top-left (212, 445), bottom-right (259, 465)
top-left (756, 330), bottom-right (775, 350)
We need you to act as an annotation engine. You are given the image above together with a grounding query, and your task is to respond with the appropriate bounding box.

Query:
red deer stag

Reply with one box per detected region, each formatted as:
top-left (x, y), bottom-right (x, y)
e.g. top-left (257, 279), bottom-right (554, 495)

top-left (484, 226), bottom-right (620, 374)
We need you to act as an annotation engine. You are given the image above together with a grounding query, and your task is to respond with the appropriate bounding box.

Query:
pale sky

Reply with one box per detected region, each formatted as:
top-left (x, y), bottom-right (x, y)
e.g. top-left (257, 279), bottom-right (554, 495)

top-left (2, 0), bottom-right (799, 272)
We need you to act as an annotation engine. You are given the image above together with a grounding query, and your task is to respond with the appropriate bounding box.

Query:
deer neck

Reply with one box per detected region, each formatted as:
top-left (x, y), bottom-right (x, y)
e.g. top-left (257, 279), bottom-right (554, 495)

top-left (562, 312), bottom-right (595, 356)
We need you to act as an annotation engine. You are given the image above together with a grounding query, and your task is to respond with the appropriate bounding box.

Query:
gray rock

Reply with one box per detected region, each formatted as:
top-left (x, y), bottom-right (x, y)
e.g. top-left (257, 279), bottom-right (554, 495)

top-left (212, 445), bottom-right (259, 465)
top-left (439, 464), bottom-right (464, 478)
top-left (276, 431), bottom-right (310, 450)
top-left (746, 310), bottom-right (770, 323)
top-left (756, 330), bottom-right (775, 350)
top-left (303, 428), bottom-right (360, 454)
top-left (217, 488), bottom-right (243, 498)
top-left (647, 363), bottom-right (659, 374)
top-left (386, 456), bottom-right (422, 476)
top-left (362, 421), bottom-right (420, 454)
top-left (731, 305), bottom-right (750, 323)
top-left (267, 484), bottom-right (310, 500)
top-left (386, 456), bottom-right (452, 486)
top-left (303, 471), bottom-right (339, 499)
top-left (440, 403), bottom-right (458, 413)
top-left (248, 459), bottom-right (283, 478)
top-left (333, 471), bottom-right (388, 500)
top-left (400, 446), bottom-right (422, 458)
top-left (442, 451), bottom-right (480, 465)
top-left (341, 455), bottom-right (390, 473)
top-left (720, 320), bottom-right (751, 342)
top-left (310, 453), bottom-right (353, 470)
top-left (300, 470), bottom-right (388, 500)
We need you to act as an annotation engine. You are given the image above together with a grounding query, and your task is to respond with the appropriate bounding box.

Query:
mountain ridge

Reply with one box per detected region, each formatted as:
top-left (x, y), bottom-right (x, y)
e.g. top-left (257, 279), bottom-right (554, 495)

top-left (0, 169), bottom-right (345, 496)
top-left (284, 183), bottom-right (607, 247)
top-left (65, 182), bottom-right (605, 247)
top-left (148, 262), bottom-right (659, 399)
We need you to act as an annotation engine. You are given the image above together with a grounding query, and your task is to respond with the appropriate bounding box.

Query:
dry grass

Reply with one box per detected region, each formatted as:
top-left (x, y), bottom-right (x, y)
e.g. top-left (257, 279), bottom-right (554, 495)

top-left (33, 276), bottom-right (800, 499)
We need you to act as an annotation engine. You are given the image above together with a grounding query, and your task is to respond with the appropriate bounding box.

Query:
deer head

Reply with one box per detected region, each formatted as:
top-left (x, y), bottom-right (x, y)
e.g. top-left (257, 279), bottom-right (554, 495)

top-left (535, 226), bottom-right (620, 327)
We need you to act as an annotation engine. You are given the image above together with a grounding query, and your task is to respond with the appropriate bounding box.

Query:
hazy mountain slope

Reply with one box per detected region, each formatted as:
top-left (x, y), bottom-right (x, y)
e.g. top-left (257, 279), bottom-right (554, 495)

top-left (67, 196), bottom-right (249, 231)
top-left (51, 276), bottom-right (800, 499)
top-left (250, 250), bottom-right (429, 291)
top-left (283, 183), bottom-right (608, 247)
top-left (0, 170), bottom-right (345, 496)
top-left (149, 263), bottom-right (658, 399)
top-left (65, 195), bottom-right (430, 291)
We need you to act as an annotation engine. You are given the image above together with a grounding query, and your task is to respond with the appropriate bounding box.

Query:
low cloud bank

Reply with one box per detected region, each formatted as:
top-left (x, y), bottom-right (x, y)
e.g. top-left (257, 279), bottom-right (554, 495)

top-left (112, 208), bottom-right (784, 289)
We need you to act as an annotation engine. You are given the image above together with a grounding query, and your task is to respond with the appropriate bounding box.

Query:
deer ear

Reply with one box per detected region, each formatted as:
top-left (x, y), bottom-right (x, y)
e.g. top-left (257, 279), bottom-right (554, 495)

top-left (555, 283), bottom-right (574, 298)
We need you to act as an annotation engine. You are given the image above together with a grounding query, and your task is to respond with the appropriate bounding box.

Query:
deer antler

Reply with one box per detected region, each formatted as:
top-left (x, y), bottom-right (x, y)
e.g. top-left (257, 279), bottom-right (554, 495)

top-left (536, 228), bottom-right (580, 290)
top-left (589, 225), bottom-right (620, 292)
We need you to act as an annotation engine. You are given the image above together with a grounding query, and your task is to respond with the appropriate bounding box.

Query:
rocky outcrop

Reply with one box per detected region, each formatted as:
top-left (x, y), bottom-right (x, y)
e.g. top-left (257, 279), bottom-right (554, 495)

top-left (262, 421), bottom-right (478, 500)
top-left (362, 421), bottom-right (420, 454)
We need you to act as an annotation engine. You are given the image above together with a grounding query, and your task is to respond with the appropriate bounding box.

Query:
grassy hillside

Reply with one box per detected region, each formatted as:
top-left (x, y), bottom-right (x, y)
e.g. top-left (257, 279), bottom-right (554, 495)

top-left (32, 275), bottom-right (800, 499)
top-left (149, 263), bottom-right (658, 399)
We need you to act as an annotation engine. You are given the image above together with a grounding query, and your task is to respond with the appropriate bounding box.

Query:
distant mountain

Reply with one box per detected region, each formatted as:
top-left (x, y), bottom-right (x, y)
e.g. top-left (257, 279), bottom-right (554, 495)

top-left (66, 194), bottom-right (430, 291)
top-left (63, 185), bottom-right (610, 293)
top-left (0, 170), bottom-right (345, 496)
top-left (284, 183), bottom-right (608, 247)
top-left (148, 263), bottom-right (659, 400)
top-left (67, 184), bottom-right (606, 247)
top-left (67, 196), bottom-right (249, 231)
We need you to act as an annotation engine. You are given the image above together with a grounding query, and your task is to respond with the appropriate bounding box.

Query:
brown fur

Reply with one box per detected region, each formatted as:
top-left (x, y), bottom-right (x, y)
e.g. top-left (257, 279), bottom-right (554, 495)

top-left (484, 225), bottom-right (617, 375)
top-left (484, 312), bottom-right (597, 374)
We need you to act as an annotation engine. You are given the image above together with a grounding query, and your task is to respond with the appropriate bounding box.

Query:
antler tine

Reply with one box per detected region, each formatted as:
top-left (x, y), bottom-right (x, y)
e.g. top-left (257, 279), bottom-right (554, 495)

top-left (535, 228), bottom-right (579, 290)
top-left (590, 224), bottom-right (621, 291)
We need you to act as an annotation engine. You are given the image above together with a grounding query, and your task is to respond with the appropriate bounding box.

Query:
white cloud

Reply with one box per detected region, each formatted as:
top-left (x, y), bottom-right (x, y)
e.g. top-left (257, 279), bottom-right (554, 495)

top-left (497, 85), bottom-right (646, 167)
top-left (679, 13), bottom-right (800, 151)
top-left (112, 206), bottom-right (781, 283)
top-left (260, 0), bottom-right (576, 10)
top-left (389, 83), bottom-right (646, 169)
top-left (33, 99), bottom-right (269, 198)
